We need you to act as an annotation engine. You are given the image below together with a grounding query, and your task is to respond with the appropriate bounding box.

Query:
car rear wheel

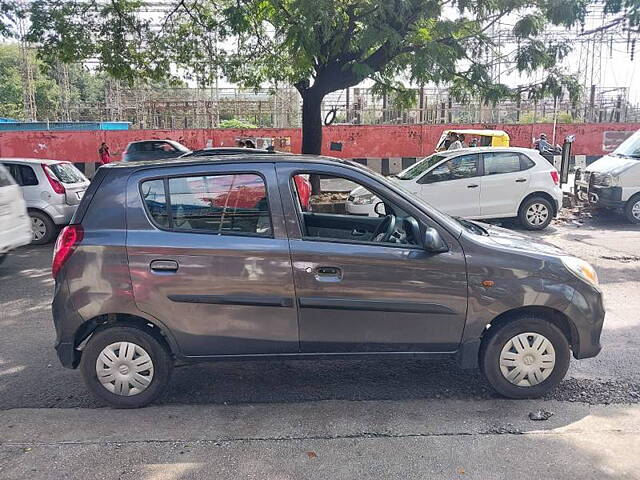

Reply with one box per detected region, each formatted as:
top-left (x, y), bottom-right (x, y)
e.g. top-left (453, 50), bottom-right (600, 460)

top-left (80, 326), bottom-right (173, 408)
top-left (518, 196), bottom-right (553, 230)
top-left (480, 316), bottom-right (570, 399)
top-left (624, 195), bottom-right (640, 224)
top-left (29, 211), bottom-right (56, 244)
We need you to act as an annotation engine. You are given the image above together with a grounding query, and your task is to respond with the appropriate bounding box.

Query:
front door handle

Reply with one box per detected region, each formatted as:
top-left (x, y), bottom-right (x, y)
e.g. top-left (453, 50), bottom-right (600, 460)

top-left (351, 228), bottom-right (367, 237)
top-left (515, 178), bottom-right (527, 183)
top-left (312, 266), bottom-right (343, 282)
top-left (467, 184), bottom-right (479, 188)
top-left (150, 260), bottom-right (179, 272)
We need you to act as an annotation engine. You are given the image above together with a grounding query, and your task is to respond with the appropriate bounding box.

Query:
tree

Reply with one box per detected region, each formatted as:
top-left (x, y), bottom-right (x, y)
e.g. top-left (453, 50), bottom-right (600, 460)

top-left (24, 0), bottom-right (639, 156)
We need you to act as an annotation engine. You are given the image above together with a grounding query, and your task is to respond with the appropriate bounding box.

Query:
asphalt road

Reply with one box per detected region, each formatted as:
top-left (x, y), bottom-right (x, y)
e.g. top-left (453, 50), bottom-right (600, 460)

top-left (1, 211), bottom-right (639, 479)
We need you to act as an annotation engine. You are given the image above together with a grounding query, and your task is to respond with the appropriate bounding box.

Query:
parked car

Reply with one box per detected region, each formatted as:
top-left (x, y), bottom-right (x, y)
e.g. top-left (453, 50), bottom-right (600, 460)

top-left (0, 163), bottom-right (32, 264)
top-left (575, 129), bottom-right (640, 223)
top-left (347, 147), bottom-right (563, 230)
top-left (122, 140), bottom-right (191, 162)
top-left (52, 154), bottom-right (603, 408)
top-left (1, 158), bottom-right (90, 244)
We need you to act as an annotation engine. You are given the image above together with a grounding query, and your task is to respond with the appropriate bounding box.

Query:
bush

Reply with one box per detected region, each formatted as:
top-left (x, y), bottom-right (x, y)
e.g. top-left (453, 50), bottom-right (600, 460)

top-left (218, 119), bottom-right (258, 129)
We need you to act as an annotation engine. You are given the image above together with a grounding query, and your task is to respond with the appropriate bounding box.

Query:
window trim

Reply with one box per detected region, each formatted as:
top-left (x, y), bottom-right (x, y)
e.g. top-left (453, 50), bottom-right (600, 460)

top-left (139, 170), bottom-right (275, 239)
top-left (417, 153), bottom-right (480, 184)
top-left (287, 171), bottom-right (424, 250)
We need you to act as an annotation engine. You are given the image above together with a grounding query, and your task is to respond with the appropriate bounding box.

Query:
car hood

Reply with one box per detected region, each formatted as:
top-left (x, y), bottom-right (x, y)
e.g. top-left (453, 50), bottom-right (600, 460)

top-left (474, 222), bottom-right (566, 256)
top-left (585, 154), bottom-right (640, 176)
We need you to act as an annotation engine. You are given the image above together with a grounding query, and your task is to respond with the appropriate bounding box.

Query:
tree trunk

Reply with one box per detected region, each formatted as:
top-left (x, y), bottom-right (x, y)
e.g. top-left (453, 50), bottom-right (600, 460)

top-left (301, 90), bottom-right (323, 194)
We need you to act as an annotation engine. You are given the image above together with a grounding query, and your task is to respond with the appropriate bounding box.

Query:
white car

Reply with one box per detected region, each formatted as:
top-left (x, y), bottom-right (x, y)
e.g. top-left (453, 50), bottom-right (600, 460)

top-left (1, 159), bottom-right (90, 244)
top-left (0, 164), bottom-right (32, 264)
top-left (347, 147), bottom-right (563, 230)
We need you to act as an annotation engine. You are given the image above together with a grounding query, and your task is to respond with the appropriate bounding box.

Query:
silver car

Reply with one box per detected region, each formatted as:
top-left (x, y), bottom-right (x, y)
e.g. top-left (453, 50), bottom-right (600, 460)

top-left (1, 158), bottom-right (90, 244)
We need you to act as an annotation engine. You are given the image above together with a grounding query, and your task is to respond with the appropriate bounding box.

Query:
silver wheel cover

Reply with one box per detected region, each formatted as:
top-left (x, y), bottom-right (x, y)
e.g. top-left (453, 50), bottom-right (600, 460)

top-left (31, 217), bottom-right (47, 241)
top-left (525, 203), bottom-right (549, 226)
top-left (96, 341), bottom-right (154, 396)
top-left (632, 200), bottom-right (640, 220)
top-left (499, 332), bottom-right (556, 387)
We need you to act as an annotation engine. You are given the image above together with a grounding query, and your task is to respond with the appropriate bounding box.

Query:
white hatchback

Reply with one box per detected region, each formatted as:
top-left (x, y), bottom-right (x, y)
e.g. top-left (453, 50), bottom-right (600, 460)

top-left (0, 164), bottom-right (32, 264)
top-left (347, 147), bottom-right (563, 230)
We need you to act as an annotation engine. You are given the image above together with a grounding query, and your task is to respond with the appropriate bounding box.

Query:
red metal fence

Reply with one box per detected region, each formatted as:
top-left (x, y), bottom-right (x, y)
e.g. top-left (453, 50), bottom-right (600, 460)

top-left (1, 123), bottom-right (638, 163)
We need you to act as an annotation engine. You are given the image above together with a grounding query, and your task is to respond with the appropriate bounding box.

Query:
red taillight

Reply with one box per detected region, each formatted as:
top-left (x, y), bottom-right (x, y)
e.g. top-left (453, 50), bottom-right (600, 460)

top-left (52, 225), bottom-right (83, 278)
top-left (42, 164), bottom-right (66, 194)
top-left (550, 170), bottom-right (560, 186)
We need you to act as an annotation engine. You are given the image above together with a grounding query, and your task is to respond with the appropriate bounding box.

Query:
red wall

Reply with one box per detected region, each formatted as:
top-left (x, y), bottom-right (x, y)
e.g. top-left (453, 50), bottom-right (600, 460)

top-left (1, 123), bottom-right (638, 163)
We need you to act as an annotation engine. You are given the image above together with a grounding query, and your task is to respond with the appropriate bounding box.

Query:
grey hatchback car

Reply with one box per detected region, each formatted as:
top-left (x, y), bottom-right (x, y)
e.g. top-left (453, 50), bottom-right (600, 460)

top-left (52, 154), bottom-right (604, 408)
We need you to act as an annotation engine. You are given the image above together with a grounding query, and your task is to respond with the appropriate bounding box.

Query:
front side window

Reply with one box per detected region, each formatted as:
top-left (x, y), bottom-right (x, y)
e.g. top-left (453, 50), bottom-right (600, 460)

top-left (422, 154), bottom-right (478, 183)
top-left (142, 173), bottom-right (271, 236)
top-left (396, 154), bottom-right (447, 180)
top-left (483, 152), bottom-right (523, 175)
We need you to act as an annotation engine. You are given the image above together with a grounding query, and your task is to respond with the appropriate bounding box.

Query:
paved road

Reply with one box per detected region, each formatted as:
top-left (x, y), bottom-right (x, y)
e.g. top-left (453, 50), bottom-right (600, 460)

top-left (0, 212), bottom-right (639, 478)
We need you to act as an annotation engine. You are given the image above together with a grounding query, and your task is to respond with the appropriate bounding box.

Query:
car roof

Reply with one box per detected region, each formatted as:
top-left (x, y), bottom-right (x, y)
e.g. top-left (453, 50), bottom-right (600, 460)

top-left (104, 153), bottom-right (360, 170)
top-left (430, 146), bottom-right (539, 157)
top-left (440, 129), bottom-right (509, 137)
top-left (181, 147), bottom-right (273, 157)
top-left (0, 157), bottom-right (70, 165)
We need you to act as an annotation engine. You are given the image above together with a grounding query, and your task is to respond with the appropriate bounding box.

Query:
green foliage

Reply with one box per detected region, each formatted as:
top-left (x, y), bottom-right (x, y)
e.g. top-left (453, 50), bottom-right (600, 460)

top-left (218, 119), bottom-right (258, 129)
top-left (518, 111), bottom-right (575, 123)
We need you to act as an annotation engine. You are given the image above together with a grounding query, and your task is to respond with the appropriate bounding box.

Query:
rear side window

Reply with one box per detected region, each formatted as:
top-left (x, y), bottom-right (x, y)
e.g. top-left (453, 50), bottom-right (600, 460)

top-left (141, 173), bottom-right (271, 237)
top-left (7, 164), bottom-right (39, 186)
top-left (483, 152), bottom-right (523, 175)
top-left (0, 164), bottom-right (15, 187)
top-left (49, 163), bottom-right (86, 184)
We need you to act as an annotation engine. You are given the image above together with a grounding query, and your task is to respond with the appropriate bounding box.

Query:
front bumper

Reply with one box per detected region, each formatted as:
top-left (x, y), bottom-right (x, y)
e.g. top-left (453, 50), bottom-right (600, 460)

top-left (565, 282), bottom-right (605, 359)
top-left (575, 179), bottom-right (625, 209)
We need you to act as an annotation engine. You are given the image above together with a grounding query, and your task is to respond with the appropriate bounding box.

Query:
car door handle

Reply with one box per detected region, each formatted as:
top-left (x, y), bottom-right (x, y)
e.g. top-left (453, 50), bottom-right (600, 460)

top-left (150, 260), bottom-right (179, 272)
top-left (351, 228), bottom-right (367, 237)
top-left (312, 266), bottom-right (343, 282)
top-left (515, 178), bottom-right (527, 183)
top-left (467, 184), bottom-right (479, 188)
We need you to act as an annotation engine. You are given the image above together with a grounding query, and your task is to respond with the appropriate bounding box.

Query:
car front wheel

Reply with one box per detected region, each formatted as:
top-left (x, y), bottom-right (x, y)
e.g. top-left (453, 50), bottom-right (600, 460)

top-left (480, 316), bottom-right (570, 399)
top-left (80, 326), bottom-right (173, 408)
top-left (518, 196), bottom-right (553, 230)
top-left (624, 194), bottom-right (640, 224)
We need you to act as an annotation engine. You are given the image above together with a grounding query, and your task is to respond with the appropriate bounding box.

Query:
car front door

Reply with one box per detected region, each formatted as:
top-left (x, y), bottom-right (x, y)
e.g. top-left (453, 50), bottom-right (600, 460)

top-left (416, 153), bottom-right (481, 218)
top-left (479, 152), bottom-right (532, 217)
top-left (277, 163), bottom-right (468, 353)
top-left (125, 162), bottom-right (299, 357)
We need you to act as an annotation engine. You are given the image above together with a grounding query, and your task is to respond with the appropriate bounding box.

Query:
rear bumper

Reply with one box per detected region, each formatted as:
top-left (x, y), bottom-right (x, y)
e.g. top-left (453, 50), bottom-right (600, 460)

top-left (46, 203), bottom-right (78, 225)
top-left (0, 218), bottom-right (32, 254)
top-left (565, 283), bottom-right (605, 359)
top-left (52, 279), bottom-right (85, 368)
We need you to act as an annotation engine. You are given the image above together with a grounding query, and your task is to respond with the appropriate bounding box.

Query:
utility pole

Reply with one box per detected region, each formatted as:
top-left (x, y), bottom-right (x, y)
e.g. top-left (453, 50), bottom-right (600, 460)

top-left (17, 9), bottom-right (37, 121)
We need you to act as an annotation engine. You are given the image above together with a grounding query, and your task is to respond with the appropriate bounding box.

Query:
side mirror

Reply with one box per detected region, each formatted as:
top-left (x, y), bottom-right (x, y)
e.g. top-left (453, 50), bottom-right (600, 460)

top-left (374, 201), bottom-right (387, 216)
top-left (423, 227), bottom-right (449, 253)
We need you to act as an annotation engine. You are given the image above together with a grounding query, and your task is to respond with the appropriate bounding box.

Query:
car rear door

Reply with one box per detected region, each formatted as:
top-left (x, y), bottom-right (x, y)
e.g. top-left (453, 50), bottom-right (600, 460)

top-left (277, 162), bottom-right (468, 353)
top-left (479, 152), bottom-right (532, 217)
top-left (126, 162), bottom-right (299, 356)
top-left (416, 153), bottom-right (481, 218)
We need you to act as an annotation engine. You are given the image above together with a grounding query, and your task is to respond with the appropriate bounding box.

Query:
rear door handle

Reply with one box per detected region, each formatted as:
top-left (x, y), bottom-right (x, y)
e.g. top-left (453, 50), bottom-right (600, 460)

top-left (467, 184), bottom-right (479, 188)
top-left (150, 260), bottom-right (179, 272)
top-left (515, 178), bottom-right (527, 183)
top-left (351, 228), bottom-right (367, 237)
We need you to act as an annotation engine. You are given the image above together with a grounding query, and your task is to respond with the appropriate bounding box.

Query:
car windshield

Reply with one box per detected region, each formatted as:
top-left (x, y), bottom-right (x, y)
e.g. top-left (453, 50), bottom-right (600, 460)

top-left (49, 163), bottom-right (86, 184)
top-left (613, 130), bottom-right (640, 158)
top-left (396, 154), bottom-right (447, 180)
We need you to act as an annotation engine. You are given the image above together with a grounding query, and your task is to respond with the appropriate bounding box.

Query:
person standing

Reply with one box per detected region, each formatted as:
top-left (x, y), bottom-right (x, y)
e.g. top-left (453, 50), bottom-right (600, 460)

top-left (98, 142), bottom-right (112, 166)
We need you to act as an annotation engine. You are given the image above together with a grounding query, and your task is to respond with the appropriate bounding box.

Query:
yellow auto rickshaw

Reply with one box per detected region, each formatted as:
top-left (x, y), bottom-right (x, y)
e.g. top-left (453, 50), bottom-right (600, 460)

top-left (435, 129), bottom-right (510, 151)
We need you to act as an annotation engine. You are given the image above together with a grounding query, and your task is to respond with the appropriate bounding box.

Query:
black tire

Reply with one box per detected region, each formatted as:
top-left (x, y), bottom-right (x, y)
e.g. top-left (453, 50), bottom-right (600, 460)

top-left (624, 194), bottom-right (640, 224)
top-left (28, 210), bottom-right (56, 245)
top-left (80, 326), bottom-right (173, 408)
top-left (518, 196), bottom-right (554, 230)
top-left (480, 316), bottom-right (570, 399)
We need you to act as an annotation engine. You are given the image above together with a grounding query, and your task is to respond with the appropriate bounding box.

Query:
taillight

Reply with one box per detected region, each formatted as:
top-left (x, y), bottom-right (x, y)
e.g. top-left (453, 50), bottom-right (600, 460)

top-left (550, 170), bottom-right (560, 186)
top-left (42, 164), bottom-right (66, 194)
top-left (52, 225), bottom-right (83, 278)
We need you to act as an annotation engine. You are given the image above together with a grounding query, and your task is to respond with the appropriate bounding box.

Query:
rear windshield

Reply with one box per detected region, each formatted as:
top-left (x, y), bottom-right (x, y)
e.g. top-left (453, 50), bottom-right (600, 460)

top-left (0, 164), bottom-right (15, 187)
top-left (396, 154), bottom-right (447, 180)
top-left (49, 163), bottom-right (86, 184)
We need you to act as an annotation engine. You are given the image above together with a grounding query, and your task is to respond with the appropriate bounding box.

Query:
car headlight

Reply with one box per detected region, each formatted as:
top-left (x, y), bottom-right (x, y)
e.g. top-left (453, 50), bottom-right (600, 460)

top-left (350, 192), bottom-right (375, 205)
top-left (599, 174), bottom-right (613, 186)
top-left (561, 256), bottom-right (598, 287)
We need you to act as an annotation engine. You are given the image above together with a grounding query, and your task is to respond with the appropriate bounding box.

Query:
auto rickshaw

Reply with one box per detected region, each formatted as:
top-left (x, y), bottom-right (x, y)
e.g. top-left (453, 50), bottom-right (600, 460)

top-left (435, 129), bottom-right (510, 151)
